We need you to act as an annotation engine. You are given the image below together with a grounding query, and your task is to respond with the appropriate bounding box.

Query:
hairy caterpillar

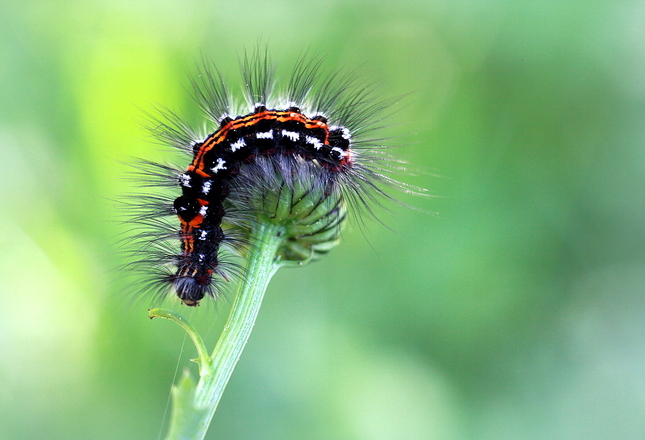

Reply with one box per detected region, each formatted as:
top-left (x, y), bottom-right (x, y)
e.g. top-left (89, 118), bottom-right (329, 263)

top-left (126, 50), bottom-right (414, 306)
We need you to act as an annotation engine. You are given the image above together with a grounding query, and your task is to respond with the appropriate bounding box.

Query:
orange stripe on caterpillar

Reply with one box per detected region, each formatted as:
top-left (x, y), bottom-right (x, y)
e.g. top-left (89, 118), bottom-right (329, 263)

top-left (188, 110), bottom-right (331, 175)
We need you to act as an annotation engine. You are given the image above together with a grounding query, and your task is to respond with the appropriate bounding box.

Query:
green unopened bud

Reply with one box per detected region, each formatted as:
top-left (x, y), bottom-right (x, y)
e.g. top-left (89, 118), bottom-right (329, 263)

top-left (269, 183), bottom-right (345, 265)
top-left (228, 158), bottom-right (346, 266)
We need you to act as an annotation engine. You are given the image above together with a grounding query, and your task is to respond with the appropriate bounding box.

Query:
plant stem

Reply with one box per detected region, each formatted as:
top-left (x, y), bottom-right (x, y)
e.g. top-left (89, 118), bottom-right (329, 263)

top-left (172, 219), bottom-right (284, 439)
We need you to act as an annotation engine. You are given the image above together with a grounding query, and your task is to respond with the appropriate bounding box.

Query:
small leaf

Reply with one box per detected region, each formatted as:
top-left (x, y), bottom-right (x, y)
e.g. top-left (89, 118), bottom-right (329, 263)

top-left (165, 369), bottom-right (210, 440)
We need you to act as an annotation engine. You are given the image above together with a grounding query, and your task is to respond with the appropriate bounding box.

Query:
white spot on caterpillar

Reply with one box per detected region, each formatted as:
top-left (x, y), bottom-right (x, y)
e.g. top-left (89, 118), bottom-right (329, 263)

top-left (202, 180), bottom-right (212, 194)
top-left (332, 147), bottom-right (347, 158)
top-left (330, 126), bottom-right (351, 140)
top-left (199, 205), bottom-right (208, 217)
top-left (281, 130), bottom-right (300, 142)
top-left (199, 230), bottom-right (208, 240)
top-left (256, 130), bottom-right (274, 139)
top-left (305, 135), bottom-right (323, 150)
top-left (198, 253), bottom-right (205, 262)
top-left (211, 157), bottom-right (227, 174)
top-left (230, 138), bottom-right (246, 152)
top-left (179, 173), bottom-right (192, 187)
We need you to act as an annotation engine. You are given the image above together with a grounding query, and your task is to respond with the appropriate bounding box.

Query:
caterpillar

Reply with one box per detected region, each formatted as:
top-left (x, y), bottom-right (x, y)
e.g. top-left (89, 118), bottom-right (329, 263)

top-left (126, 50), bottom-right (413, 306)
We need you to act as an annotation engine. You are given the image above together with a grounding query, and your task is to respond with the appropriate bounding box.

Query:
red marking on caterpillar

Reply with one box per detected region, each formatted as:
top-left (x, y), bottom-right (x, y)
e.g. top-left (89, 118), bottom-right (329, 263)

top-left (125, 50), bottom-right (417, 306)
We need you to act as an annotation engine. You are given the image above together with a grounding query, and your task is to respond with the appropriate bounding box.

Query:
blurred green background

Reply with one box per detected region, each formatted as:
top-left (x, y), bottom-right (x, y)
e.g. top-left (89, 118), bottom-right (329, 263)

top-left (2, 0), bottom-right (644, 439)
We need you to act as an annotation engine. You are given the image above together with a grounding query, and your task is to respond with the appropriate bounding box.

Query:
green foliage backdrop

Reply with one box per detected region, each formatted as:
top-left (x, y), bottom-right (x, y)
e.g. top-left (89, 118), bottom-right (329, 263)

top-left (1, 1), bottom-right (643, 439)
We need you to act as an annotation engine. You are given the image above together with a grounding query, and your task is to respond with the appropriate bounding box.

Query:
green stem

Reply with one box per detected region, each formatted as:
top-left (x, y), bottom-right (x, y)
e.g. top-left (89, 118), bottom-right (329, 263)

top-left (164, 219), bottom-right (285, 440)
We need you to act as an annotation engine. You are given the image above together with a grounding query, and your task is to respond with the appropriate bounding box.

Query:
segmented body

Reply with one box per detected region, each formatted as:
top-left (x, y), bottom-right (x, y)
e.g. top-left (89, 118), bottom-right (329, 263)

top-left (172, 105), bottom-right (352, 305)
